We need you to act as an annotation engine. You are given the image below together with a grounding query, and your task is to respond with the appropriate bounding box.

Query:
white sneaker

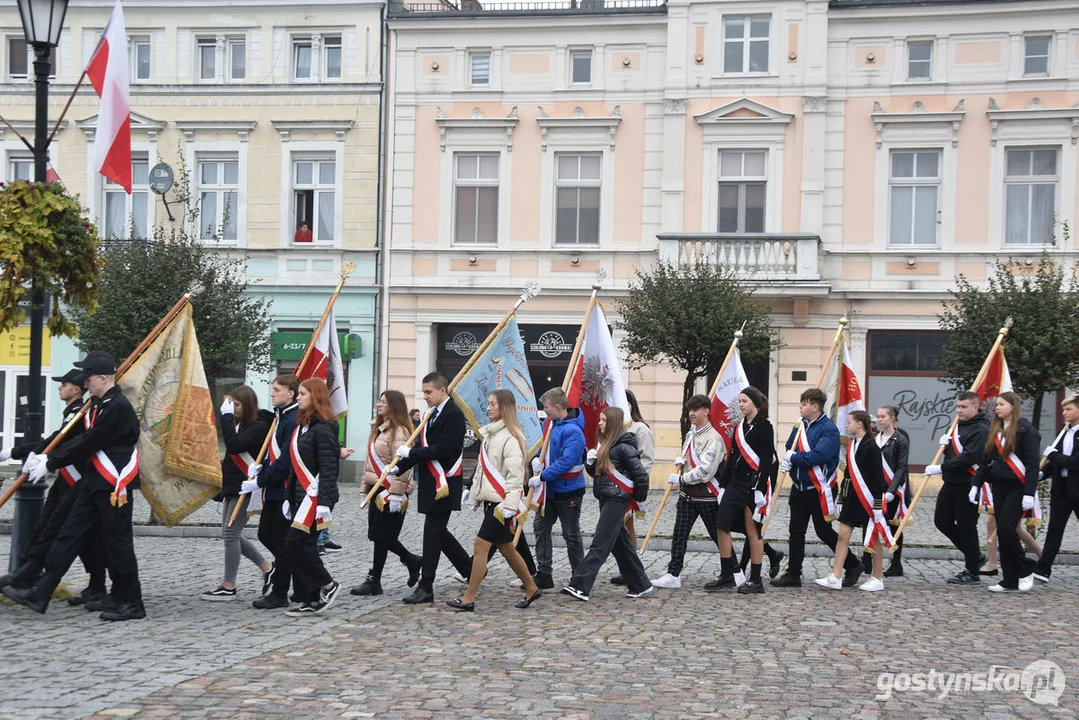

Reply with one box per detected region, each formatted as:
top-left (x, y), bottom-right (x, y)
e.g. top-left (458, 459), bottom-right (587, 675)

top-left (987, 583), bottom-right (1018, 593)
top-left (859, 577), bottom-right (885, 592)
top-left (734, 570), bottom-right (747, 588)
top-left (814, 574), bottom-right (842, 590)
top-left (1033, 573), bottom-right (1050, 584)
top-left (1018, 574), bottom-right (1034, 592)
top-left (652, 573), bottom-right (681, 589)
top-left (626, 586), bottom-right (655, 599)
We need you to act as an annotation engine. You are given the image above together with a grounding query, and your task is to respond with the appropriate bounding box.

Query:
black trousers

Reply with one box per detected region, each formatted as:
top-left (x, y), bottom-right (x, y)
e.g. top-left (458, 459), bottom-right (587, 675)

top-left (25, 481), bottom-right (106, 589)
top-left (420, 511), bottom-right (472, 589)
top-left (1037, 488), bottom-right (1079, 578)
top-left (787, 487), bottom-right (859, 577)
top-left (933, 482), bottom-right (982, 574)
top-left (368, 502), bottom-right (417, 577)
top-left (257, 502), bottom-right (293, 598)
top-left (44, 482), bottom-right (141, 602)
top-left (283, 524), bottom-right (333, 603)
top-left (570, 496), bottom-right (651, 595)
top-left (993, 481), bottom-right (1037, 588)
top-left (484, 530), bottom-right (537, 576)
top-left (669, 498), bottom-right (718, 576)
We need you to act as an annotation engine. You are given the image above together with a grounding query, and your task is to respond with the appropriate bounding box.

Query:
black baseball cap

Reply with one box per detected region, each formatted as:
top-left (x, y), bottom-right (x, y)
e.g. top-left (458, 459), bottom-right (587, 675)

top-left (74, 351), bottom-right (118, 376)
top-left (51, 369), bottom-right (87, 387)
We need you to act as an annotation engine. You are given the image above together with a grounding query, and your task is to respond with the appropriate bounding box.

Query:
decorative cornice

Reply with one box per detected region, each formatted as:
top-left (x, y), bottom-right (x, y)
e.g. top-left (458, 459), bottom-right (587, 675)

top-left (694, 98), bottom-right (794, 126)
top-left (535, 105), bottom-right (622, 152)
top-left (77, 111), bottom-right (165, 142)
top-left (986, 97), bottom-right (1079, 146)
top-left (434, 106), bottom-right (519, 152)
top-left (872, 99), bottom-right (966, 148)
top-left (271, 119), bottom-right (354, 142)
top-left (663, 98), bottom-right (687, 115)
top-left (175, 120), bottom-right (258, 143)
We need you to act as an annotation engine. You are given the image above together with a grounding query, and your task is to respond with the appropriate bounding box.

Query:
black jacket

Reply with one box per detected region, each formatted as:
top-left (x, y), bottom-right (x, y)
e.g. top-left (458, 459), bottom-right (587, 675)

top-left (219, 409), bottom-right (274, 496)
top-left (878, 431), bottom-right (910, 496)
top-left (12, 397), bottom-right (86, 461)
top-left (843, 434), bottom-right (887, 504)
top-left (395, 398), bottom-right (466, 514)
top-left (1046, 424), bottom-right (1079, 500)
top-left (256, 402), bottom-right (298, 502)
top-left (941, 414), bottom-right (989, 486)
top-left (975, 417), bottom-right (1041, 496)
top-left (722, 417), bottom-right (774, 494)
top-left (286, 418), bottom-right (341, 510)
top-left (46, 386), bottom-right (140, 491)
top-left (587, 432), bottom-right (649, 502)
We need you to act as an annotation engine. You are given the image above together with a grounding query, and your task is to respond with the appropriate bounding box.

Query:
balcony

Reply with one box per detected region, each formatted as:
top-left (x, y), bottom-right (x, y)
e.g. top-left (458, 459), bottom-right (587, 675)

top-left (657, 233), bottom-right (828, 294)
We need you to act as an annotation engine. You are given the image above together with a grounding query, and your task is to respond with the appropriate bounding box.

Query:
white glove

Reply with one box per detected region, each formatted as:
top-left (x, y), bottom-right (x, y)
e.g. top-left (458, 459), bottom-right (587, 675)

top-left (1022, 495), bottom-right (1035, 511)
top-left (1044, 446), bottom-right (1058, 457)
top-left (1039, 470), bottom-right (1045, 481)
top-left (528, 475), bottom-right (542, 489)
top-left (667, 473), bottom-right (680, 486)
top-left (386, 465), bottom-right (400, 477)
top-left (783, 450), bottom-right (795, 463)
top-left (673, 456), bottom-right (686, 468)
top-left (835, 503), bottom-right (844, 516)
top-left (388, 494), bottom-right (404, 513)
top-left (240, 479), bottom-right (259, 495)
top-left (0, 448), bottom-right (10, 462)
top-left (219, 398), bottom-right (235, 416)
top-left (498, 501), bottom-right (516, 518)
top-left (715, 487), bottom-right (725, 505)
top-left (282, 501), bottom-right (292, 519)
top-left (939, 434), bottom-right (952, 446)
top-left (754, 490), bottom-right (766, 508)
top-left (924, 464), bottom-right (942, 476)
top-left (26, 454), bottom-right (48, 483)
top-left (531, 458), bottom-right (544, 474)
top-left (247, 464), bottom-right (262, 479)
top-left (586, 448), bottom-right (598, 464)
top-left (873, 509), bottom-right (886, 525)
top-left (884, 491), bottom-right (895, 504)
top-left (779, 460), bottom-right (792, 474)
top-left (394, 446), bottom-right (411, 460)
top-left (968, 487), bottom-right (979, 505)
top-left (316, 505), bottom-right (331, 522)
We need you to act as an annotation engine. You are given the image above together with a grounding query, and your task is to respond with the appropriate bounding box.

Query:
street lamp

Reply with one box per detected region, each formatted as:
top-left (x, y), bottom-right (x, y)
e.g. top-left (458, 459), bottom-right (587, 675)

top-left (9, 0), bottom-right (69, 572)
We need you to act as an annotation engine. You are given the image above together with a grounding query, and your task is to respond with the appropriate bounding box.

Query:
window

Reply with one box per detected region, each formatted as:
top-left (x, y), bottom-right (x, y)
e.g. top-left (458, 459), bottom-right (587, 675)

top-left (229, 38), bottom-right (246, 80)
top-left (889, 151), bottom-right (939, 245)
top-left (131, 36), bottom-right (151, 81)
top-left (470, 53), bottom-right (490, 86)
top-left (717, 150), bottom-right (766, 233)
top-left (293, 38), bottom-right (312, 79)
top-left (570, 50), bottom-right (592, 84)
top-left (1024, 36), bottom-right (1050, 76)
top-left (555, 154), bottom-right (600, 244)
top-left (103, 157), bottom-right (150, 240)
top-left (8, 158), bottom-right (32, 181)
top-left (723, 16), bottom-right (769, 74)
top-left (868, 331), bottom-right (947, 372)
top-left (198, 157), bottom-right (239, 242)
top-left (323, 35), bottom-right (342, 79)
top-left (907, 40), bottom-right (932, 80)
top-left (453, 154), bottom-right (498, 244)
top-left (1004, 147), bottom-right (1057, 245)
top-left (197, 38), bottom-right (216, 80)
top-left (7, 37), bottom-right (27, 78)
top-left (292, 158), bottom-right (335, 242)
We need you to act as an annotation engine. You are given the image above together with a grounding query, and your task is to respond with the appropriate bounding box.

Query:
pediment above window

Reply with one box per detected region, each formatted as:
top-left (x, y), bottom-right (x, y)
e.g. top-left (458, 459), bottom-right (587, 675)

top-left (872, 99), bottom-right (966, 148)
top-left (535, 105), bottom-right (621, 152)
top-left (435, 106), bottom-right (519, 152)
top-left (77, 112), bottom-right (165, 141)
top-left (986, 97), bottom-right (1079, 146)
top-left (694, 98), bottom-right (793, 127)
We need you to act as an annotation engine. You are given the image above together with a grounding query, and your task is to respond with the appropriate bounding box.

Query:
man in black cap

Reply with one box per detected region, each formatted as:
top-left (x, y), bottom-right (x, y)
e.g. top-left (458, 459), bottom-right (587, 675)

top-left (3, 352), bottom-right (146, 621)
top-left (0, 367), bottom-right (107, 604)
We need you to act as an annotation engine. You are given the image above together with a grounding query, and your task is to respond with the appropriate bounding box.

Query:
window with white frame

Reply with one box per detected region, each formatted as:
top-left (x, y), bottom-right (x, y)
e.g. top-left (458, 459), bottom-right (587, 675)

top-left (907, 40), bottom-right (932, 80)
top-left (470, 52), bottom-right (490, 86)
top-left (453, 154), bottom-right (498, 244)
top-left (1023, 36), bottom-right (1050, 76)
top-left (1004, 147), bottom-right (1057, 245)
top-left (889, 150), bottom-right (940, 245)
top-left (197, 38), bottom-right (216, 80)
top-left (7, 37), bottom-right (55, 80)
top-left (292, 157), bottom-right (335, 242)
top-left (198, 156), bottom-right (239, 242)
top-left (293, 37), bottom-right (313, 79)
top-left (723, 16), bottom-right (769, 74)
top-left (131, 36), bottom-right (151, 81)
top-left (103, 157), bottom-right (150, 240)
top-left (570, 50), bottom-right (592, 84)
top-left (717, 150), bottom-right (766, 233)
top-left (555, 154), bottom-right (601, 244)
top-left (8, 158), bottom-right (32, 181)
top-left (228, 38), bottom-right (246, 80)
top-left (323, 35), bottom-right (342, 79)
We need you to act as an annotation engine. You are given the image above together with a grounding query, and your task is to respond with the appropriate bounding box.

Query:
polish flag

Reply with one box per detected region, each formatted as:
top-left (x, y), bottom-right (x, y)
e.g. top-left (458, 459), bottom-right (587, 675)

top-left (86, 1), bottom-right (131, 193)
top-left (566, 303), bottom-right (630, 449)
top-left (822, 338), bottom-right (865, 438)
top-left (974, 346), bottom-right (1012, 403)
top-left (708, 347), bottom-right (750, 453)
top-left (295, 307), bottom-right (348, 418)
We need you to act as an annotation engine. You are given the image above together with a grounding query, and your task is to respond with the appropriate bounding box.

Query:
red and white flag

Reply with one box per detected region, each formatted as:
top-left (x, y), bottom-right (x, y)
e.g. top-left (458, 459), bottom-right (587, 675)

top-left (708, 347), bottom-right (750, 453)
top-left (566, 303), bottom-right (629, 449)
top-left (822, 338), bottom-right (864, 438)
top-left (86, 0), bottom-right (131, 193)
top-left (295, 307), bottom-right (348, 418)
top-left (974, 346), bottom-right (1012, 403)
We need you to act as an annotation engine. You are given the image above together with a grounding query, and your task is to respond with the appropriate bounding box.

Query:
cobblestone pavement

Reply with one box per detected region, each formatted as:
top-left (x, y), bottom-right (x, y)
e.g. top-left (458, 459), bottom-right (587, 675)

top-left (1, 485), bottom-right (1078, 719)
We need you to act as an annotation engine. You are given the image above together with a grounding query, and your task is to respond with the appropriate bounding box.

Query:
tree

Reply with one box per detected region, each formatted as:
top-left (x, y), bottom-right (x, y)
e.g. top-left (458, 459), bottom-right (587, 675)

top-left (938, 244), bottom-right (1079, 428)
top-left (618, 260), bottom-right (780, 436)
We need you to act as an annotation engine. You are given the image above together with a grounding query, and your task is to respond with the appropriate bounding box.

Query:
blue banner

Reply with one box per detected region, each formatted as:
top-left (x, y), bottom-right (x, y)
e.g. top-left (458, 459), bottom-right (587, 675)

top-left (452, 317), bottom-right (543, 453)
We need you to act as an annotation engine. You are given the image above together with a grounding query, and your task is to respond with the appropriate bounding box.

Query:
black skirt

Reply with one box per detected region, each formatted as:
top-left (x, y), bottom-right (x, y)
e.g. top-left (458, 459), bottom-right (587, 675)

top-left (476, 501), bottom-right (515, 545)
top-left (716, 476), bottom-right (753, 532)
top-left (838, 496), bottom-right (871, 527)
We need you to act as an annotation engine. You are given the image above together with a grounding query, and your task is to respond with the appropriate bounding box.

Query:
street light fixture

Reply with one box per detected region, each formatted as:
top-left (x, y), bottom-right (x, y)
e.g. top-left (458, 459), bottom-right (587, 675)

top-left (9, 0), bottom-right (69, 572)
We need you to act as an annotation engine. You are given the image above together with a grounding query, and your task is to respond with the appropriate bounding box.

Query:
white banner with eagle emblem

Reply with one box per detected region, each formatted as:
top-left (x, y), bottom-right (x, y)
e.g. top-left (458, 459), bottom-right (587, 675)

top-left (566, 303), bottom-right (630, 450)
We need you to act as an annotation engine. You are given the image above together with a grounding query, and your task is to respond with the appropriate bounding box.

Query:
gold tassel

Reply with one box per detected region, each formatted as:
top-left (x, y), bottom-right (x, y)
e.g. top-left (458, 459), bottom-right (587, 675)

top-left (434, 484), bottom-right (449, 501)
top-left (290, 520), bottom-right (311, 533)
top-left (316, 519), bottom-right (333, 532)
top-left (375, 493), bottom-right (387, 510)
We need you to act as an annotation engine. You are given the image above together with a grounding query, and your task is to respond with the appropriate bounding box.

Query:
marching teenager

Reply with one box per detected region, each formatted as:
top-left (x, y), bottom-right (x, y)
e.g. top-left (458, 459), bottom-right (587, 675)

top-left (282, 378), bottom-right (341, 615)
top-left (563, 407), bottom-right (652, 601)
top-left (736, 459), bottom-right (785, 580)
top-left (202, 386), bottom-right (276, 601)
top-left (714, 387), bottom-right (774, 595)
top-left (861, 405), bottom-right (910, 578)
top-left (815, 410), bottom-right (889, 592)
top-left (1034, 395), bottom-right (1079, 582)
top-left (980, 505), bottom-right (1042, 577)
top-left (527, 388), bottom-right (587, 590)
top-left (651, 395), bottom-right (724, 590)
top-left (3, 353), bottom-right (145, 621)
top-left (0, 368), bottom-right (106, 606)
top-left (392, 371), bottom-right (473, 604)
top-left (611, 389), bottom-right (654, 586)
top-left (249, 374), bottom-right (300, 609)
top-left (772, 388), bottom-right (861, 587)
top-left (353, 390), bottom-right (422, 596)
top-left (448, 390), bottom-right (542, 611)
top-left (974, 391), bottom-right (1040, 593)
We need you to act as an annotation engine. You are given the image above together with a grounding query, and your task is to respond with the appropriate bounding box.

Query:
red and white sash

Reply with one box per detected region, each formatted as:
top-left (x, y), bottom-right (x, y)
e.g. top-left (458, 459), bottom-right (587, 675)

top-left (420, 422), bottom-right (461, 502)
top-left (950, 427), bottom-right (978, 477)
top-left (880, 456), bottom-right (910, 526)
top-left (684, 432), bottom-right (722, 499)
top-left (479, 443), bottom-right (519, 526)
top-left (230, 423), bottom-right (257, 476)
top-left (847, 440), bottom-right (895, 550)
top-left (608, 464), bottom-right (642, 519)
top-left (289, 427), bottom-right (327, 533)
top-left (526, 458), bottom-right (584, 516)
top-left (58, 465), bottom-right (81, 487)
top-left (796, 424), bottom-right (837, 520)
top-left (994, 433), bottom-right (1028, 484)
top-left (735, 421), bottom-right (771, 522)
top-left (94, 449), bottom-right (139, 507)
top-left (978, 482), bottom-right (995, 514)
top-left (369, 437), bottom-right (408, 513)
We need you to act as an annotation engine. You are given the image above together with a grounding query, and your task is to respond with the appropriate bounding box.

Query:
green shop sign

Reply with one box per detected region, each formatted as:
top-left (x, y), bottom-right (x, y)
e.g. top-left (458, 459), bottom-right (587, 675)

top-left (272, 331), bottom-right (362, 361)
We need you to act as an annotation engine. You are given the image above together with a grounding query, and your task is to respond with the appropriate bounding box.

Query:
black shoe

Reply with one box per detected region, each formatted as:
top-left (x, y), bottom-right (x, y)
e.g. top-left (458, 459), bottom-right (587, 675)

top-left (323, 541), bottom-right (343, 553)
top-left (402, 586), bottom-right (434, 604)
top-left (100, 601), bottom-right (146, 621)
top-left (319, 581), bottom-right (341, 610)
top-left (252, 593), bottom-right (289, 609)
top-left (978, 567), bottom-right (999, 577)
top-left (768, 551), bottom-right (785, 580)
top-left (86, 596), bottom-right (120, 613)
top-left (405, 556), bottom-right (422, 588)
top-left (533, 572), bottom-right (555, 590)
top-left (737, 579), bottom-right (765, 595)
top-left (515, 590), bottom-right (543, 609)
top-left (2, 585), bottom-right (49, 614)
top-left (883, 561), bottom-right (904, 578)
top-left (704, 576), bottom-right (737, 592)
top-left (446, 598), bottom-right (475, 612)
top-left (770, 572), bottom-right (802, 588)
top-left (947, 570), bottom-right (980, 585)
top-left (350, 574), bottom-right (383, 596)
top-left (68, 586), bottom-right (107, 607)
top-left (317, 545), bottom-right (327, 556)
top-left (842, 571), bottom-right (860, 588)
top-left (261, 562), bottom-right (276, 597)
top-left (610, 575), bottom-right (627, 586)
top-left (0, 560), bottom-right (42, 590)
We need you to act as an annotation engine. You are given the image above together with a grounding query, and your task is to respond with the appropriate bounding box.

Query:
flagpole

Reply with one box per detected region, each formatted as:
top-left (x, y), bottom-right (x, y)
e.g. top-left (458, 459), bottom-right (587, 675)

top-left (359, 282), bottom-right (542, 510)
top-left (46, 70), bottom-right (87, 148)
top-left (0, 293), bottom-right (193, 510)
top-left (511, 284), bottom-right (601, 543)
top-left (892, 318), bottom-right (1013, 545)
top-left (760, 315), bottom-right (848, 539)
top-left (639, 322), bottom-right (747, 554)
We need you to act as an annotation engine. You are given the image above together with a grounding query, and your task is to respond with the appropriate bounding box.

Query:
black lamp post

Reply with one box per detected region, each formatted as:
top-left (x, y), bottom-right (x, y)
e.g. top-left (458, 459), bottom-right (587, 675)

top-left (9, 0), bottom-right (69, 572)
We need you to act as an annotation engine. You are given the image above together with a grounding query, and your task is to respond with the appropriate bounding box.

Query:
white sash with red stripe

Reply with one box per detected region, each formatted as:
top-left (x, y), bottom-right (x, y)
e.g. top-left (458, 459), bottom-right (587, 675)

top-left (797, 424), bottom-right (837, 520)
top-left (94, 449), bottom-right (139, 507)
top-left (735, 421), bottom-right (771, 522)
top-left (369, 437), bottom-right (408, 513)
top-left (847, 439), bottom-right (895, 550)
top-left (879, 455), bottom-right (910, 526)
top-left (994, 432), bottom-right (1027, 484)
top-left (685, 433), bottom-right (722, 500)
top-left (58, 465), bottom-right (81, 487)
top-left (608, 465), bottom-right (642, 519)
top-left (479, 443), bottom-right (519, 526)
top-left (526, 458), bottom-right (584, 516)
top-left (978, 482), bottom-right (995, 514)
top-left (289, 427), bottom-right (328, 533)
top-left (420, 422), bottom-right (461, 502)
top-left (950, 427), bottom-right (978, 477)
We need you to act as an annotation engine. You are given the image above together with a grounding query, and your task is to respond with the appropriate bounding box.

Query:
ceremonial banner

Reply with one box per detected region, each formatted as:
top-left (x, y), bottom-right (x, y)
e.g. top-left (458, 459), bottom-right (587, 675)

top-left (295, 307), bottom-right (348, 417)
top-left (822, 337), bottom-right (865, 439)
top-left (119, 304), bottom-right (222, 525)
top-left (566, 303), bottom-right (630, 449)
top-left (451, 317), bottom-right (543, 454)
top-left (708, 346), bottom-right (750, 453)
top-left (974, 346), bottom-right (1012, 403)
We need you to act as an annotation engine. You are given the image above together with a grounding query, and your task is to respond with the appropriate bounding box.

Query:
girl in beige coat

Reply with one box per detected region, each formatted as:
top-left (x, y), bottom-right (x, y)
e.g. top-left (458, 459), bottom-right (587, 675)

top-left (351, 390), bottom-right (422, 597)
top-left (447, 390), bottom-right (542, 611)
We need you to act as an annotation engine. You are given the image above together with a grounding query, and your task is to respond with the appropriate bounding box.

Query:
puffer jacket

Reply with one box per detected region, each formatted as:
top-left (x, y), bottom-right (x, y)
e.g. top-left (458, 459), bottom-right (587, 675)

top-left (538, 407), bottom-right (586, 495)
top-left (587, 432), bottom-right (649, 502)
top-left (219, 409), bottom-right (274, 496)
top-left (285, 418), bottom-right (341, 510)
top-left (361, 420), bottom-right (413, 496)
top-left (468, 420), bottom-right (525, 507)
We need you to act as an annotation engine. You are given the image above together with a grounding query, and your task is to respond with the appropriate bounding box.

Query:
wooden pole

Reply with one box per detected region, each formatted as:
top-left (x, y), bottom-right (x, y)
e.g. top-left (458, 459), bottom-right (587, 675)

top-left (0, 294), bottom-right (193, 509)
top-left (46, 70), bottom-right (87, 148)
top-left (891, 319), bottom-right (1013, 544)
top-left (639, 322), bottom-right (747, 554)
top-left (759, 315), bottom-right (849, 539)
